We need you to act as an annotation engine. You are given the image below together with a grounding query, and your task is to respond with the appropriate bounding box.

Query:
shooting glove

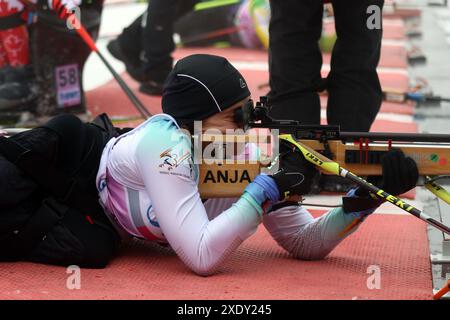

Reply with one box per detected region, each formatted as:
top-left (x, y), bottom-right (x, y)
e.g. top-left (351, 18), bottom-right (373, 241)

top-left (343, 149), bottom-right (419, 214)
top-left (243, 139), bottom-right (320, 213)
top-left (270, 139), bottom-right (320, 200)
top-left (357, 149), bottom-right (419, 197)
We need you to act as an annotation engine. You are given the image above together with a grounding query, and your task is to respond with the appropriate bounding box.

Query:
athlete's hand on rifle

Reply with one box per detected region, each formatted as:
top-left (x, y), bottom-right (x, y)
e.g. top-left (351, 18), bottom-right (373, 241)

top-left (343, 149), bottom-right (419, 215)
top-left (357, 149), bottom-right (419, 197)
top-left (270, 139), bottom-right (320, 200)
top-left (243, 139), bottom-right (320, 211)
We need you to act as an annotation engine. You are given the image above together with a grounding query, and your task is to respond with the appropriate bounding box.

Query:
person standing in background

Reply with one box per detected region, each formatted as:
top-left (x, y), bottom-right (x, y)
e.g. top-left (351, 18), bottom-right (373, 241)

top-left (268, 0), bottom-right (384, 132)
top-left (107, 0), bottom-right (199, 96)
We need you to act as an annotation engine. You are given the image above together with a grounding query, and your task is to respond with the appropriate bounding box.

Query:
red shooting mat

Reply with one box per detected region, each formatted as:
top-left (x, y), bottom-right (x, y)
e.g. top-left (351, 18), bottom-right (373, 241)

top-left (322, 45), bottom-right (408, 69)
top-left (384, 9), bottom-right (422, 20)
top-left (324, 18), bottom-right (410, 40)
top-left (0, 212), bottom-right (431, 300)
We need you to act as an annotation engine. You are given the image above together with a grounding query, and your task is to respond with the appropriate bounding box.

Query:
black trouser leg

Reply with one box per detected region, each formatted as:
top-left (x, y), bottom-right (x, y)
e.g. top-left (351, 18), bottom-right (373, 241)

top-left (141, 0), bottom-right (198, 81)
top-left (268, 0), bottom-right (323, 124)
top-left (327, 0), bottom-right (384, 132)
top-left (117, 14), bottom-right (144, 67)
top-left (1, 115), bottom-right (118, 267)
top-left (0, 128), bottom-right (57, 209)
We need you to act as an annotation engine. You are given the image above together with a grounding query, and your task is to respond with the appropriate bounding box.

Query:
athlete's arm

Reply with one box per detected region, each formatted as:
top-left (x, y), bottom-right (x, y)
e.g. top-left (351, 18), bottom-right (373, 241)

top-left (135, 120), bottom-right (263, 276)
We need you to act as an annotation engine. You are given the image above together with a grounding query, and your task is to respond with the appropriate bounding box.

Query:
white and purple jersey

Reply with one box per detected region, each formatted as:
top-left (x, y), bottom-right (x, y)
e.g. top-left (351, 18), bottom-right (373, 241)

top-left (97, 114), bottom-right (263, 274)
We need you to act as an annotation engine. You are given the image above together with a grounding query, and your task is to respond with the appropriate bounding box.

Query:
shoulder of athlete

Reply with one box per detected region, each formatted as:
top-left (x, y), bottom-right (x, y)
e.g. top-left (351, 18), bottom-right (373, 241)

top-left (136, 114), bottom-right (196, 180)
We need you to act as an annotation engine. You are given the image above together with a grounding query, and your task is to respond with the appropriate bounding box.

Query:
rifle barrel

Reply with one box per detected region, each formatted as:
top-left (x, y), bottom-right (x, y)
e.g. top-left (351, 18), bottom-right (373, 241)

top-left (252, 123), bottom-right (450, 143)
top-left (340, 132), bottom-right (450, 143)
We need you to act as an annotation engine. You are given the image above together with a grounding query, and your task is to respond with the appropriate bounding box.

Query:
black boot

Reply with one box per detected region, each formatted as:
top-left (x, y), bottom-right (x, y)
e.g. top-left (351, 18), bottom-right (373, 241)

top-left (107, 38), bottom-right (168, 96)
top-left (107, 38), bottom-right (141, 69)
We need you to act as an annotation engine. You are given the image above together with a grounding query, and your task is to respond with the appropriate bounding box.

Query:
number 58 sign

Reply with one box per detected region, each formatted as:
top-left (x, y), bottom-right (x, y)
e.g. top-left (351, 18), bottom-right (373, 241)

top-left (55, 64), bottom-right (81, 108)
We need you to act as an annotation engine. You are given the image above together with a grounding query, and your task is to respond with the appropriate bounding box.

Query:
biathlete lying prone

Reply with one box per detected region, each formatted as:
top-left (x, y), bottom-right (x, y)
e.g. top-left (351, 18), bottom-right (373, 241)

top-left (95, 54), bottom-right (419, 275)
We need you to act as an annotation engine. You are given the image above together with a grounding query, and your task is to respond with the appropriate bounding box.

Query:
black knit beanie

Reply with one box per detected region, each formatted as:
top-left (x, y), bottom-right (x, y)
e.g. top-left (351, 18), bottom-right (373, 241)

top-left (162, 54), bottom-right (250, 121)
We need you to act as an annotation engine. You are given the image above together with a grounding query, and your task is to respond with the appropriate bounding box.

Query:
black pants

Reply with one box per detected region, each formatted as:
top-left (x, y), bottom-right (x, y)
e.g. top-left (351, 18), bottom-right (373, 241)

top-left (118, 0), bottom-right (199, 82)
top-left (0, 115), bottom-right (119, 268)
top-left (268, 0), bottom-right (384, 132)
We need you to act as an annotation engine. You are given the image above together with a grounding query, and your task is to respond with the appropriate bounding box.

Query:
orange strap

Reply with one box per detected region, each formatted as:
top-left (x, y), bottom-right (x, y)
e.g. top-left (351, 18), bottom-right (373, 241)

top-left (433, 280), bottom-right (450, 300)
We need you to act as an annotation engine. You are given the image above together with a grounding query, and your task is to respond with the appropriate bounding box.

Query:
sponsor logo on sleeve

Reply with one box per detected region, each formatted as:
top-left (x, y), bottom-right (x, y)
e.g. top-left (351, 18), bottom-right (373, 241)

top-left (158, 147), bottom-right (194, 179)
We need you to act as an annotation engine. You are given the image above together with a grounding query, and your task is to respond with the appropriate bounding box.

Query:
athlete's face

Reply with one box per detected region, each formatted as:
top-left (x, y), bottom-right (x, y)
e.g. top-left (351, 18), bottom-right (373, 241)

top-left (202, 96), bottom-right (251, 133)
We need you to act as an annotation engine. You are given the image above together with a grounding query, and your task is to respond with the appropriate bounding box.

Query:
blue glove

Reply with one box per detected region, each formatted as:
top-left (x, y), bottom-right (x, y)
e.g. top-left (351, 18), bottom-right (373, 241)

top-left (244, 174), bottom-right (279, 206)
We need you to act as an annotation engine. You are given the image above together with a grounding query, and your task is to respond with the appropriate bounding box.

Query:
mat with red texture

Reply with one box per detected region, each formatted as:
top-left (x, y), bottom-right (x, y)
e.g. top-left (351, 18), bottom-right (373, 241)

top-left (0, 212), bottom-right (431, 300)
top-left (384, 9), bottom-right (422, 20)
top-left (324, 18), bottom-right (409, 40)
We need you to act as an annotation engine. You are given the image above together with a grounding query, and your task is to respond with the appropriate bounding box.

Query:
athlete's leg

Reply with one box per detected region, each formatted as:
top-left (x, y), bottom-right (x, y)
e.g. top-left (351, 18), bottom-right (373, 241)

top-left (326, 0), bottom-right (384, 132)
top-left (114, 14), bottom-right (144, 68)
top-left (139, 0), bottom-right (198, 82)
top-left (268, 0), bottom-right (323, 124)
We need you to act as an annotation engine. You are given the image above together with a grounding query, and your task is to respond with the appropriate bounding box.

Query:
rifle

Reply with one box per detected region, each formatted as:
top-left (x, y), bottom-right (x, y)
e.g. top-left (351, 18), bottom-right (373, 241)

top-left (382, 88), bottom-right (450, 106)
top-left (257, 81), bottom-right (450, 106)
top-left (197, 96), bottom-right (450, 235)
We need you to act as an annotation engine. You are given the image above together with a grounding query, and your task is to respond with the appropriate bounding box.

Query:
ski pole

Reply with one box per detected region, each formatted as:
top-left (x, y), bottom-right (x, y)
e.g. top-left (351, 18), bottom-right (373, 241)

top-left (279, 134), bottom-right (450, 236)
top-left (385, 91), bottom-right (450, 104)
top-left (50, 0), bottom-right (152, 119)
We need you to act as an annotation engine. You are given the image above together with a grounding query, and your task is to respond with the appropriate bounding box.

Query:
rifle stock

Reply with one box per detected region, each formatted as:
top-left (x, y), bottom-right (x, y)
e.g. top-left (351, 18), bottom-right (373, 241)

top-left (198, 134), bottom-right (450, 198)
